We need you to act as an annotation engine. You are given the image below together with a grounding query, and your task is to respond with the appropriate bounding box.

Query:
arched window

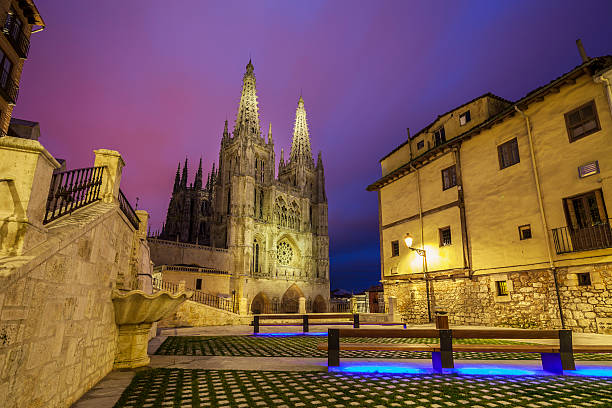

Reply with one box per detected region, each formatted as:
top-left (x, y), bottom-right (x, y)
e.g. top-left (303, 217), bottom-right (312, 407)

top-left (227, 188), bottom-right (231, 214)
top-left (259, 189), bottom-right (264, 219)
top-left (253, 239), bottom-right (260, 273)
top-left (261, 161), bottom-right (265, 183)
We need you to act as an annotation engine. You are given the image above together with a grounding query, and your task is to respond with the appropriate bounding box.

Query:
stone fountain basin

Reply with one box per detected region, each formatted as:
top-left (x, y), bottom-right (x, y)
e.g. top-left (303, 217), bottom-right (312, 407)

top-left (111, 289), bottom-right (192, 369)
top-left (112, 289), bottom-right (192, 325)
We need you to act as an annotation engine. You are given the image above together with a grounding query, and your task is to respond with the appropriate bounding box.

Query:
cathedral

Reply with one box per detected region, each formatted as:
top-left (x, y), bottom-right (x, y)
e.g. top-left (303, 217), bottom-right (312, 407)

top-left (155, 60), bottom-right (330, 313)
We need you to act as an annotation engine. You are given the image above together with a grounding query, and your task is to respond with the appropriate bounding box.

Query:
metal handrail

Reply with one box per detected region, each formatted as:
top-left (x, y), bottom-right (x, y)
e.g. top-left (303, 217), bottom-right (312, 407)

top-left (118, 189), bottom-right (140, 229)
top-left (43, 166), bottom-right (104, 224)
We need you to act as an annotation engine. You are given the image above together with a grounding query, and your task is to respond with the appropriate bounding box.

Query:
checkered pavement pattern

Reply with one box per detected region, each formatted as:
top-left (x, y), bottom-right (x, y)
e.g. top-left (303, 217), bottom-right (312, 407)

top-left (155, 336), bottom-right (612, 361)
top-left (114, 368), bottom-right (612, 408)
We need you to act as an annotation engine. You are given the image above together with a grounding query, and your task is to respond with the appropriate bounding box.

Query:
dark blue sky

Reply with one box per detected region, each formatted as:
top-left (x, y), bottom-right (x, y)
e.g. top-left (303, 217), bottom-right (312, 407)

top-left (14, 0), bottom-right (612, 291)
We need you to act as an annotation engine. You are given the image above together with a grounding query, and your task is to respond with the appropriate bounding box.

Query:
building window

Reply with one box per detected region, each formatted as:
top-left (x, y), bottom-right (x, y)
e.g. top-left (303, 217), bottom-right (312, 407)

top-left (391, 240), bottom-right (399, 257)
top-left (259, 189), bottom-right (264, 219)
top-left (518, 224), bottom-right (532, 240)
top-left (577, 272), bottom-right (591, 286)
top-left (434, 127), bottom-right (446, 146)
top-left (253, 240), bottom-right (260, 273)
top-left (497, 138), bottom-right (520, 169)
top-left (565, 101), bottom-right (600, 142)
top-left (441, 165), bottom-right (457, 190)
top-left (459, 111), bottom-right (471, 126)
top-left (439, 227), bottom-right (452, 246)
top-left (196, 278), bottom-right (202, 290)
top-left (563, 189), bottom-right (606, 230)
top-left (0, 48), bottom-right (13, 89)
top-left (227, 188), bottom-right (231, 214)
top-left (417, 140), bottom-right (424, 150)
top-left (496, 281), bottom-right (509, 296)
top-left (391, 266), bottom-right (398, 275)
top-left (4, 9), bottom-right (22, 42)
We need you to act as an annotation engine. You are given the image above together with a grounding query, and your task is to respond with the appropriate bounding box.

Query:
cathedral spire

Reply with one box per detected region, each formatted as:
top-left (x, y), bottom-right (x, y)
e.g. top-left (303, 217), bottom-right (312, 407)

top-left (289, 95), bottom-right (313, 167)
top-left (181, 157), bottom-right (188, 189)
top-left (233, 59), bottom-right (261, 138)
top-left (173, 162), bottom-right (181, 193)
top-left (194, 157), bottom-right (203, 190)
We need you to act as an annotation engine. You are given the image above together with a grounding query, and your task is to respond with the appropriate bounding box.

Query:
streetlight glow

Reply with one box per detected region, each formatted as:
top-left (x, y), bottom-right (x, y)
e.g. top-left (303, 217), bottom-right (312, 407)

top-left (404, 233), bottom-right (413, 248)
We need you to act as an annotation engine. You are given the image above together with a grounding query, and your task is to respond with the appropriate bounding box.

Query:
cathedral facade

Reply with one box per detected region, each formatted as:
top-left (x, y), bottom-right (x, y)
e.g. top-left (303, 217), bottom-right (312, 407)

top-left (156, 60), bottom-right (330, 313)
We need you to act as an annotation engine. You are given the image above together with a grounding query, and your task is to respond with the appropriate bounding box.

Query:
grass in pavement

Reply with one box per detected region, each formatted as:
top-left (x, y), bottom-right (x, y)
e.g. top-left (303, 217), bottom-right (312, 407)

top-left (155, 335), bottom-right (612, 361)
top-left (113, 368), bottom-right (612, 408)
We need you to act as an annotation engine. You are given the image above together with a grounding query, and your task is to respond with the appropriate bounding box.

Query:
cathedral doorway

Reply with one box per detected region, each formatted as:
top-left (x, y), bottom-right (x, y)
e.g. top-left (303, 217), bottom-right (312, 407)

top-left (281, 284), bottom-right (304, 313)
top-left (313, 295), bottom-right (327, 313)
top-left (251, 292), bottom-right (271, 314)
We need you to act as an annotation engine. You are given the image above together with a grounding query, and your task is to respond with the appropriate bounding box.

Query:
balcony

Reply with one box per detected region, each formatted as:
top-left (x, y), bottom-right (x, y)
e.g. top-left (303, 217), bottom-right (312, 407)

top-left (551, 219), bottom-right (612, 254)
top-left (0, 68), bottom-right (18, 104)
top-left (3, 15), bottom-right (30, 58)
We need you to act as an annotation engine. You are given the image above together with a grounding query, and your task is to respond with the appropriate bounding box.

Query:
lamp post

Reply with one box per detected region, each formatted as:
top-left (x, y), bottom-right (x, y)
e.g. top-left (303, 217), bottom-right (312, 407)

top-left (404, 233), bottom-right (431, 322)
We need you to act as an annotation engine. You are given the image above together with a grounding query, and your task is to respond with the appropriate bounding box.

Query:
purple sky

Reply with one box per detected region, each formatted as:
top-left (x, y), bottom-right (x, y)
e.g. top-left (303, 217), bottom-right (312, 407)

top-left (15, 1), bottom-right (612, 291)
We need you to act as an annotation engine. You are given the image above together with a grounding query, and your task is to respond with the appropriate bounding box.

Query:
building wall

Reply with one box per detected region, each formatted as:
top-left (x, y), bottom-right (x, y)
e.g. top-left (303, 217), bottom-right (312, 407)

top-left (0, 202), bottom-right (145, 408)
top-left (148, 238), bottom-right (231, 270)
top-left (374, 62), bottom-right (612, 332)
top-left (160, 269), bottom-right (231, 297)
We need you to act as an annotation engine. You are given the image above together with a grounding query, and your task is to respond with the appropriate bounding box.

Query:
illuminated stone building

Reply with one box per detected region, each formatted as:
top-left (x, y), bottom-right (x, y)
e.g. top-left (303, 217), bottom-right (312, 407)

top-left (367, 45), bottom-right (612, 333)
top-left (153, 60), bottom-right (330, 313)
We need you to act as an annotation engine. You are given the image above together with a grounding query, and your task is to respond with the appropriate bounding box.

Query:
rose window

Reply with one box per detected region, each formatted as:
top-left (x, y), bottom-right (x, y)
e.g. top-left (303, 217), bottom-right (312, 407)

top-left (277, 242), bottom-right (293, 265)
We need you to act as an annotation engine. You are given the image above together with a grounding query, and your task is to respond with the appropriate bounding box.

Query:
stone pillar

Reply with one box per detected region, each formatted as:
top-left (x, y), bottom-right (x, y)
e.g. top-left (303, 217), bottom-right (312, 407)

top-left (239, 297), bottom-right (248, 315)
top-left (93, 149), bottom-right (125, 203)
top-left (299, 297), bottom-right (306, 314)
top-left (350, 297), bottom-right (357, 314)
top-left (0, 136), bottom-right (60, 256)
top-left (135, 210), bottom-right (149, 240)
top-left (178, 280), bottom-right (186, 293)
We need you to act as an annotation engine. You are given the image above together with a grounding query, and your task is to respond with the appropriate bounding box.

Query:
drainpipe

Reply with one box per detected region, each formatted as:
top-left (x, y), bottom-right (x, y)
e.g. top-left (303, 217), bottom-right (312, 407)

top-left (410, 163), bottom-right (431, 322)
top-left (597, 74), bottom-right (612, 117)
top-left (514, 106), bottom-right (565, 329)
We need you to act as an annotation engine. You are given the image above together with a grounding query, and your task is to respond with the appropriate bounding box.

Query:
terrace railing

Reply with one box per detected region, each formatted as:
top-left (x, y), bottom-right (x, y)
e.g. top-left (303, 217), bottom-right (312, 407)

top-left (118, 189), bottom-right (140, 229)
top-left (330, 299), bottom-right (351, 313)
top-left (43, 166), bottom-right (104, 224)
top-left (152, 277), bottom-right (236, 313)
top-left (551, 220), bottom-right (612, 254)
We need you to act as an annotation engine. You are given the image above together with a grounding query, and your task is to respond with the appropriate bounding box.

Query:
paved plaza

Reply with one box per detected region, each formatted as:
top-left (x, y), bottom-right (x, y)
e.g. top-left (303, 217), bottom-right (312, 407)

top-left (72, 325), bottom-right (612, 408)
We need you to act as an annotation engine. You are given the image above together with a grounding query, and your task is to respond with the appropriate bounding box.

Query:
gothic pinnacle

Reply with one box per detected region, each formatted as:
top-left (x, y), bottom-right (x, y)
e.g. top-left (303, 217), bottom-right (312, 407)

top-left (181, 157), bottom-right (188, 188)
top-left (195, 157), bottom-right (203, 190)
top-left (289, 95), bottom-right (313, 167)
top-left (267, 123), bottom-right (273, 144)
top-left (173, 162), bottom-right (181, 193)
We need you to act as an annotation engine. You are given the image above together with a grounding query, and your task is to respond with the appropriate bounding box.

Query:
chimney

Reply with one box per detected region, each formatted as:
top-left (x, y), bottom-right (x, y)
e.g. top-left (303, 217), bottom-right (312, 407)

top-left (576, 39), bottom-right (589, 63)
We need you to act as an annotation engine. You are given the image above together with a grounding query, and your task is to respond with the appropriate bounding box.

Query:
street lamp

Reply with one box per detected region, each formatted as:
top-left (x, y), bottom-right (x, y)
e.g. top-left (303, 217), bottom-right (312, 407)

top-left (404, 233), bottom-right (431, 322)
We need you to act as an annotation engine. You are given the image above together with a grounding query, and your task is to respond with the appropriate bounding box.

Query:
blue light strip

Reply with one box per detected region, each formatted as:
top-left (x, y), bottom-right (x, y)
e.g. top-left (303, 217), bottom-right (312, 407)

top-left (329, 363), bottom-right (612, 377)
top-left (251, 332), bottom-right (328, 337)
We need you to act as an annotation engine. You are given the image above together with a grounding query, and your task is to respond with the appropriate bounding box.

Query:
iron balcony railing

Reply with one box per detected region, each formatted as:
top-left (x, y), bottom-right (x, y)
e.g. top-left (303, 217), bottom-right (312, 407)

top-left (43, 166), bottom-right (104, 224)
top-left (551, 219), bottom-right (612, 254)
top-left (3, 14), bottom-right (30, 58)
top-left (0, 67), bottom-right (18, 104)
top-left (118, 189), bottom-right (140, 229)
top-left (330, 299), bottom-right (351, 313)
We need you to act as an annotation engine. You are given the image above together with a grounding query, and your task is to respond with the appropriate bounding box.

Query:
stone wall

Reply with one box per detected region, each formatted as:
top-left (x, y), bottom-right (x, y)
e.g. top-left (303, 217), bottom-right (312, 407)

top-left (0, 202), bottom-right (145, 407)
top-left (385, 263), bottom-right (611, 333)
top-left (148, 238), bottom-right (230, 270)
top-left (158, 300), bottom-right (251, 327)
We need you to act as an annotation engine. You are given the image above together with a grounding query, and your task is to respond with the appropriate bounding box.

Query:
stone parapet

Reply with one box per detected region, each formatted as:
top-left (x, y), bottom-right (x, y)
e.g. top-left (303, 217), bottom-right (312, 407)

top-left (0, 136), bottom-right (60, 256)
